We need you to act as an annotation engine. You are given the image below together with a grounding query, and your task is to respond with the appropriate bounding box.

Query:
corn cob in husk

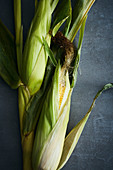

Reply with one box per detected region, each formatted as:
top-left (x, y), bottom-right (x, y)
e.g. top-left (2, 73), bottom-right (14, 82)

top-left (32, 61), bottom-right (72, 170)
top-left (21, 0), bottom-right (58, 95)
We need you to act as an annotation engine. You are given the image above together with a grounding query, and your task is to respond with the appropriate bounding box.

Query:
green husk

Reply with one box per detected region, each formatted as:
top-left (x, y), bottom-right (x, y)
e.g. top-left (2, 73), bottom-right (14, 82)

top-left (51, 0), bottom-right (60, 12)
top-left (52, 0), bottom-right (72, 36)
top-left (43, 37), bottom-right (57, 66)
top-left (21, 0), bottom-right (55, 95)
top-left (71, 15), bottom-right (87, 88)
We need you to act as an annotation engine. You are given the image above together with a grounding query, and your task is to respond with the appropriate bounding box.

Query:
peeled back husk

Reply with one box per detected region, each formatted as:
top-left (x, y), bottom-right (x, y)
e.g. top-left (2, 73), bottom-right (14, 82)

top-left (32, 62), bottom-right (72, 170)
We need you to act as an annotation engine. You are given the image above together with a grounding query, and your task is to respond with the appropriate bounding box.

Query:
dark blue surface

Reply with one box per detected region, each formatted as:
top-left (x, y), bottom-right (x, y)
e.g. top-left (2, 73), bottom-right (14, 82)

top-left (0, 0), bottom-right (113, 170)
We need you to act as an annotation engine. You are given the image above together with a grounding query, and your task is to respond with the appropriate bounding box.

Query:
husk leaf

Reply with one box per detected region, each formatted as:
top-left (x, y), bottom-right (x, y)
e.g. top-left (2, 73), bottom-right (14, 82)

top-left (0, 19), bottom-right (20, 88)
top-left (71, 16), bottom-right (87, 88)
top-left (68, 0), bottom-right (95, 41)
top-left (52, 0), bottom-right (72, 36)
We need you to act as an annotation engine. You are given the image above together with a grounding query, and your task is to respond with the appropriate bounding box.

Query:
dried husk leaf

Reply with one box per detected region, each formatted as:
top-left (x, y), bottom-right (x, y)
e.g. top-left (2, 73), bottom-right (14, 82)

top-left (58, 83), bottom-right (113, 169)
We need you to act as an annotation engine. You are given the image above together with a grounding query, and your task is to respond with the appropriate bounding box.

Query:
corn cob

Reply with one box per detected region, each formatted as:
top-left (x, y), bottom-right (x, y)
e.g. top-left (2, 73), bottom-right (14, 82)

top-left (32, 61), bottom-right (72, 170)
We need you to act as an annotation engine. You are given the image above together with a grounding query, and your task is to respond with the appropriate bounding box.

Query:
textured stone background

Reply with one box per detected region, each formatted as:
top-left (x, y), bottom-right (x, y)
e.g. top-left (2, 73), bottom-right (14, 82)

top-left (0, 0), bottom-right (113, 170)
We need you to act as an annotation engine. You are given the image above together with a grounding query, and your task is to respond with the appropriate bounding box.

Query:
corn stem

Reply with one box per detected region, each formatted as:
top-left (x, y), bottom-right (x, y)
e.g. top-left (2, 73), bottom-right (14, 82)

top-left (14, 2), bottom-right (33, 169)
top-left (14, 0), bottom-right (22, 75)
top-left (22, 132), bottom-right (34, 170)
top-left (18, 86), bottom-right (34, 170)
